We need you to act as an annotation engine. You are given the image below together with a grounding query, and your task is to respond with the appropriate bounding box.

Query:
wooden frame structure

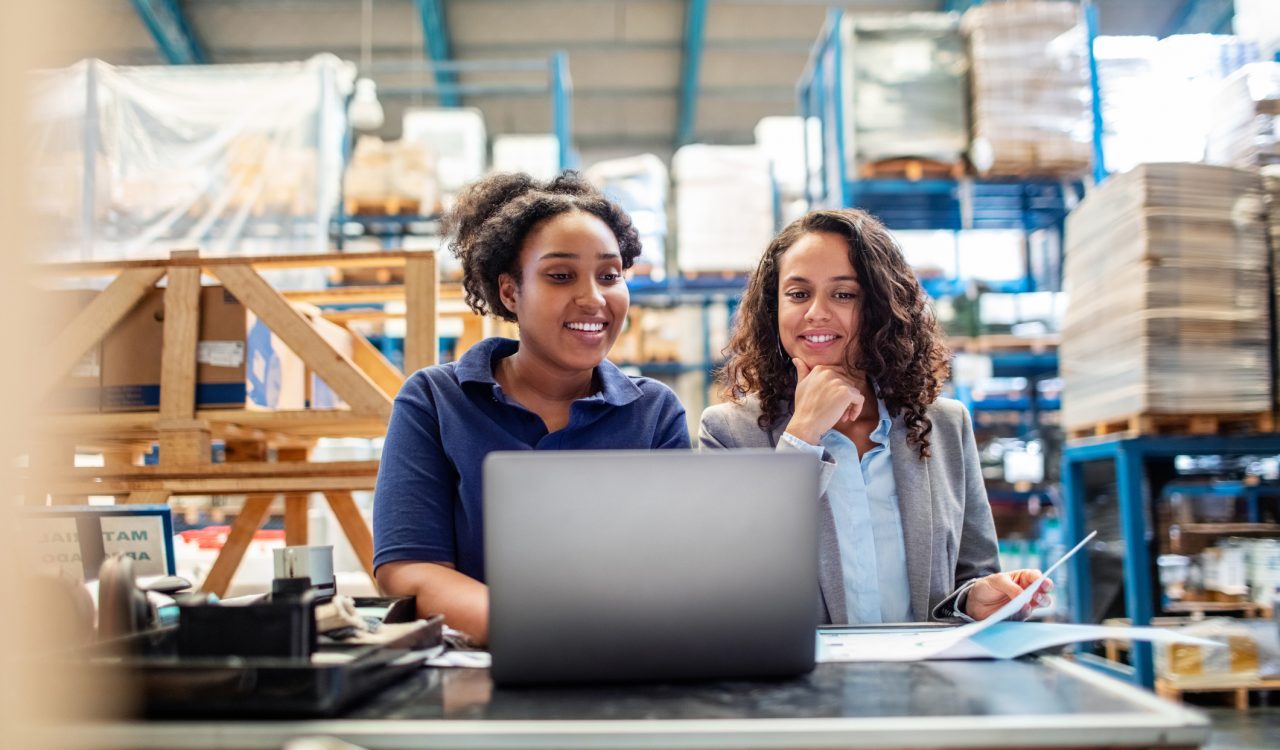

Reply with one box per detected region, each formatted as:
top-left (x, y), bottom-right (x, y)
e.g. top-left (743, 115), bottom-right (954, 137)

top-left (28, 249), bottom-right (439, 596)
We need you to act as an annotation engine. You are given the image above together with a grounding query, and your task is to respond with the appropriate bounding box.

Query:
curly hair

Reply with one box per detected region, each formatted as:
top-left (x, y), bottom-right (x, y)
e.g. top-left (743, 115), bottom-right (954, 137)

top-left (442, 171), bottom-right (643, 322)
top-left (718, 209), bottom-right (951, 458)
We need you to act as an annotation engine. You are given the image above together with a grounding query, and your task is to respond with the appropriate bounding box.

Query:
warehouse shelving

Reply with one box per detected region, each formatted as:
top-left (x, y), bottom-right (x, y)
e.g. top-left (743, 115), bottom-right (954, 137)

top-left (333, 53), bottom-right (573, 251)
top-left (796, 8), bottom-right (1089, 240)
top-left (1060, 434), bottom-right (1280, 688)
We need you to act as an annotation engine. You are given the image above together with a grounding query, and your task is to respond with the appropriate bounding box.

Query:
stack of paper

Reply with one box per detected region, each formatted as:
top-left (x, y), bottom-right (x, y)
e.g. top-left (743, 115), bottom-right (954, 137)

top-left (1060, 164), bottom-right (1272, 429)
top-left (1207, 63), bottom-right (1280, 170)
top-left (962, 0), bottom-right (1092, 177)
top-left (819, 532), bottom-right (1219, 663)
top-left (843, 13), bottom-right (969, 169)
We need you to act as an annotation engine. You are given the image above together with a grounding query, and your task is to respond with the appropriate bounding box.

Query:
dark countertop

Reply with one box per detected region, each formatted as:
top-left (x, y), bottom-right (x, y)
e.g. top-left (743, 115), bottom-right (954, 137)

top-left (57, 657), bottom-right (1212, 750)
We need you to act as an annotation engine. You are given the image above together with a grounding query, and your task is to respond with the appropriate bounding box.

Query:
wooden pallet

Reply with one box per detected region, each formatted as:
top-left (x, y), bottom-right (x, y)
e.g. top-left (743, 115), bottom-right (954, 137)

top-left (344, 196), bottom-right (422, 217)
top-left (1066, 411), bottom-right (1276, 441)
top-left (859, 157), bottom-right (966, 181)
top-left (949, 334), bottom-right (1060, 354)
top-left (1156, 676), bottom-right (1280, 709)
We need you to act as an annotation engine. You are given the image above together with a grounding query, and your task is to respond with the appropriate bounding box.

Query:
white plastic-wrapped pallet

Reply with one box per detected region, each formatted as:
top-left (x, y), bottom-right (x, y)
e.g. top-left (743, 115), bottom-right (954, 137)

top-left (492, 134), bottom-right (560, 182)
top-left (963, 0), bottom-right (1092, 177)
top-left (672, 145), bottom-right (775, 273)
top-left (1206, 63), bottom-right (1280, 170)
top-left (1060, 163), bottom-right (1271, 430)
top-left (1235, 0), bottom-right (1280, 63)
top-left (841, 13), bottom-right (968, 173)
top-left (1093, 36), bottom-right (1159, 174)
top-left (28, 55), bottom-right (352, 263)
top-left (1093, 34), bottom-right (1259, 174)
top-left (401, 107), bottom-right (488, 194)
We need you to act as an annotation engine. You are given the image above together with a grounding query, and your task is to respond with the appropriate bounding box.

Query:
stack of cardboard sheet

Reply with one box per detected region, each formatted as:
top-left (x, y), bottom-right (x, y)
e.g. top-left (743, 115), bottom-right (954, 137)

top-left (843, 13), bottom-right (968, 171)
top-left (962, 0), bottom-right (1092, 177)
top-left (1263, 165), bottom-right (1280, 409)
top-left (1207, 63), bottom-right (1280, 170)
top-left (1061, 164), bottom-right (1271, 429)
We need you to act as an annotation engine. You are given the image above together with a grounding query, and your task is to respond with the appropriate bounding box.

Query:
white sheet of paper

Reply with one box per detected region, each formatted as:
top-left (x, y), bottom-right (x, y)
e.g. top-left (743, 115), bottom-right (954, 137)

top-left (931, 621), bottom-right (1222, 660)
top-left (817, 530), bottom-right (1222, 663)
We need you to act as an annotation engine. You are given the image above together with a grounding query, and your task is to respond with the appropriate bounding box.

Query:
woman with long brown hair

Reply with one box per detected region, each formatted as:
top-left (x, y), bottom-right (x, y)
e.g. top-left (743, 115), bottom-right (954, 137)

top-left (700, 208), bottom-right (1049, 624)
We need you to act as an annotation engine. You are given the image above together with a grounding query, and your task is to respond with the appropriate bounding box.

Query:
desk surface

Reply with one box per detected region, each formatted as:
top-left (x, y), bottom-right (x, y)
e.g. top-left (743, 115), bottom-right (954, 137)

top-left (60, 657), bottom-right (1209, 750)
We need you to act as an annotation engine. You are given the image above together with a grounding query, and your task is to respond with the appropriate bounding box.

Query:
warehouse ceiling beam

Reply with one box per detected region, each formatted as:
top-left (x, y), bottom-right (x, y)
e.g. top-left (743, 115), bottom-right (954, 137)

top-left (1163, 0), bottom-right (1234, 37)
top-left (413, 0), bottom-right (460, 107)
top-left (129, 0), bottom-right (206, 64)
top-left (676, 0), bottom-right (709, 147)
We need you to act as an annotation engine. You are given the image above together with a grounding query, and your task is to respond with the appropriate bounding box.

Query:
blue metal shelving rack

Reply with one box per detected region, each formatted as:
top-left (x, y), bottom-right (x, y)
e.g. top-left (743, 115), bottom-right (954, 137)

top-left (794, 5), bottom-right (1097, 433)
top-left (795, 9), bottom-right (1091, 230)
top-left (1061, 434), bottom-right (1280, 688)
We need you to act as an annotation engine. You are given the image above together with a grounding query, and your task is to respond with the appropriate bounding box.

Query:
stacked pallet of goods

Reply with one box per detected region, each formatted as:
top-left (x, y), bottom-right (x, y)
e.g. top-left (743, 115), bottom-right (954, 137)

top-left (1060, 163), bottom-right (1272, 436)
top-left (842, 12), bottom-right (968, 179)
top-left (962, 0), bottom-right (1092, 177)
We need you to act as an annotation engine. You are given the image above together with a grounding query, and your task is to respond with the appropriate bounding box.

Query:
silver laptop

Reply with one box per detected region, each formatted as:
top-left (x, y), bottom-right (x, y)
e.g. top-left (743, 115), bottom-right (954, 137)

top-left (484, 450), bottom-right (819, 685)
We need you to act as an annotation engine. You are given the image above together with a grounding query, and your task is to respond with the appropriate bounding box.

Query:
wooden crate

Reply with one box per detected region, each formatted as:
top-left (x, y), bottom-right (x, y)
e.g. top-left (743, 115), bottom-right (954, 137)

top-left (27, 249), bottom-right (441, 596)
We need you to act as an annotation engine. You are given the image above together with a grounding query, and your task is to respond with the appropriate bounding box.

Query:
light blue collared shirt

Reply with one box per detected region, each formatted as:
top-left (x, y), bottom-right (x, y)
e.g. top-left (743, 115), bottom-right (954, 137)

top-left (782, 398), bottom-right (911, 624)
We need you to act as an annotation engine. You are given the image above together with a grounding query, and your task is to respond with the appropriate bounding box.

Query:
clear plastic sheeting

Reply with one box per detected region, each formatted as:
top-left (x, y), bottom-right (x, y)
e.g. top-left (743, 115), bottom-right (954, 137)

top-left (963, 1), bottom-right (1092, 177)
top-left (842, 13), bottom-right (968, 171)
top-left (29, 56), bottom-right (352, 263)
top-left (1061, 164), bottom-right (1271, 429)
top-left (1207, 63), bottom-right (1280, 170)
top-left (585, 154), bottom-right (668, 275)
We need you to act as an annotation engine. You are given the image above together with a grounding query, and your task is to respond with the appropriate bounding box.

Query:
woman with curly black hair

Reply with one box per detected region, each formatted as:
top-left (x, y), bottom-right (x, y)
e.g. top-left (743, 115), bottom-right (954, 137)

top-left (700, 209), bottom-right (1049, 625)
top-left (373, 172), bottom-right (689, 644)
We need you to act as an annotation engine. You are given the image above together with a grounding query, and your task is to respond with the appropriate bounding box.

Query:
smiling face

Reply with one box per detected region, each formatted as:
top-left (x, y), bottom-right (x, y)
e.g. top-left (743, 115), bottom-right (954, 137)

top-left (498, 210), bottom-right (629, 375)
top-left (776, 231), bottom-right (862, 372)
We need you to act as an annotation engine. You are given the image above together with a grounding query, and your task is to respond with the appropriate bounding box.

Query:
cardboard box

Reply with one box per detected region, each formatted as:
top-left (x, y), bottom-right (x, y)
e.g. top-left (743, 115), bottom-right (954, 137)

top-left (101, 285), bottom-right (305, 412)
top-left (44, 289), bottom-right (102, 413)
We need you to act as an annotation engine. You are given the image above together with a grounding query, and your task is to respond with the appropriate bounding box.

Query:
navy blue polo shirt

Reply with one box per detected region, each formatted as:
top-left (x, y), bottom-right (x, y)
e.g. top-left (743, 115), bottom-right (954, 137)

top-left (372, 337), bottom-right (691, 582)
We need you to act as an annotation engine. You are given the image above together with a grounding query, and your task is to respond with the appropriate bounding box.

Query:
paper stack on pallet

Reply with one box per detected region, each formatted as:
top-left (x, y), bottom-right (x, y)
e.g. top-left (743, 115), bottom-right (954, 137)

top-left (962, 1), bottom-right (1092, 177)
top-left (842, 13), bottom-right (969, 172)
top-left (1207, 63), bottom-right (1280, 170)
top-left (1061, 164), bottom-right (1271, 429)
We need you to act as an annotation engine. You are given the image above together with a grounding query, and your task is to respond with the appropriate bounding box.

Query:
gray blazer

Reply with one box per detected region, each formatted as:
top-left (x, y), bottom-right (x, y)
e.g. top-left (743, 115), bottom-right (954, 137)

top-left (699, 396), bottom-right (999, 624)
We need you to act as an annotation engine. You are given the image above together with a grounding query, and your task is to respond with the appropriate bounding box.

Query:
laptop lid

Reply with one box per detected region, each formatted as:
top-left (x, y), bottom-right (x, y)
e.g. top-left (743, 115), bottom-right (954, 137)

top-left (484, 449), bottom-right (820, 685)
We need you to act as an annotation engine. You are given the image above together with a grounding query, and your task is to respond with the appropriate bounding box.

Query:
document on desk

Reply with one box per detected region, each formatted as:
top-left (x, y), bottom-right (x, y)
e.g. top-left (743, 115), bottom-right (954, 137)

top-left (817, 531), bottom-right (1219, 663)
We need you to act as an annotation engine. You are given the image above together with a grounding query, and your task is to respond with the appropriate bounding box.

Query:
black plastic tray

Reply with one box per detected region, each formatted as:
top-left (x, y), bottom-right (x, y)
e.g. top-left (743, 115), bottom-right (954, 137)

top-left (88, 608), bottom-right (443, 718)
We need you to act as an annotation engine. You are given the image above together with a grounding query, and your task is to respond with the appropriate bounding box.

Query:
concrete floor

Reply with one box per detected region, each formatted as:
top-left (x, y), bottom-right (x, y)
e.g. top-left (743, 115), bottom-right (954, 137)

top-left (1202, 706), bottom-right (1280, 749)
